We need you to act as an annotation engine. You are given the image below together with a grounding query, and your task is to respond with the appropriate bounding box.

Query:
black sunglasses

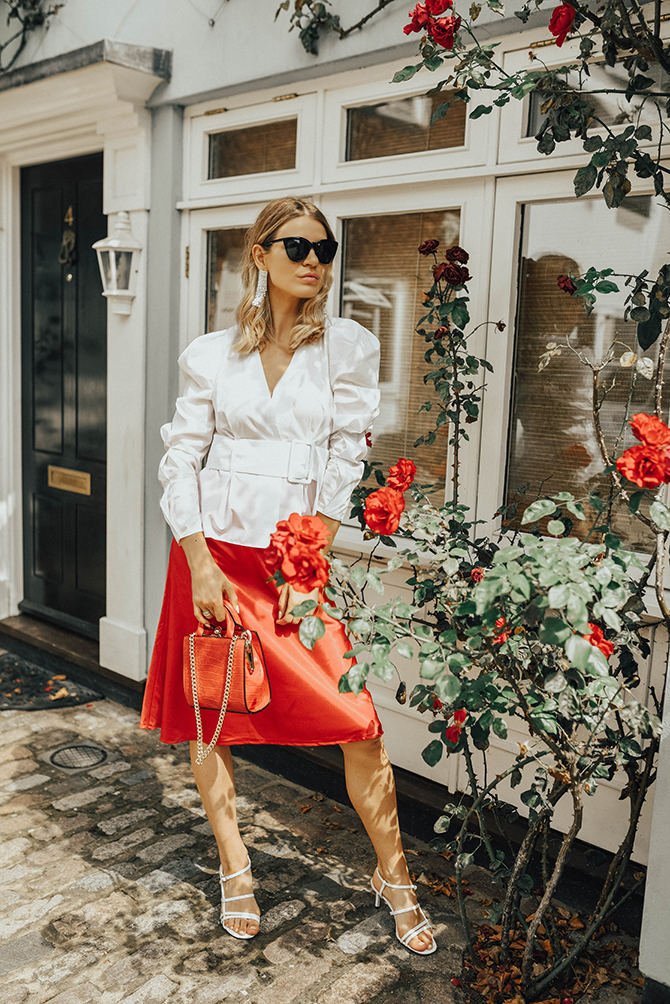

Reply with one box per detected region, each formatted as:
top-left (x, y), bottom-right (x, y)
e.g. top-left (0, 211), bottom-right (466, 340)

top-left (263, 236), bottom-right (339, 264)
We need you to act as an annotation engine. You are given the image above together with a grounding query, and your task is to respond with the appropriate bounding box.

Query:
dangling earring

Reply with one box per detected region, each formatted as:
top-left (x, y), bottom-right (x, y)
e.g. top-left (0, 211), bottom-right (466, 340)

top-left (252, 270), bottom-right (268, 308)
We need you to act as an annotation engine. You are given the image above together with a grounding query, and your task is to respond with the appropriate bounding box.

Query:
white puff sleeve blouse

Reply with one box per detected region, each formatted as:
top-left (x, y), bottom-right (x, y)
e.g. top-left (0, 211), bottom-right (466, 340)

top-left (158, 317), bottom-right (380, 548)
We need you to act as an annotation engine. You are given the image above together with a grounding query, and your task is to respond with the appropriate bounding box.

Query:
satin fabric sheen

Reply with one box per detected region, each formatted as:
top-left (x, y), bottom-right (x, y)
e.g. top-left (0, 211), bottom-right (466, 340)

top-left (140, 539), bottom-right (383, 747)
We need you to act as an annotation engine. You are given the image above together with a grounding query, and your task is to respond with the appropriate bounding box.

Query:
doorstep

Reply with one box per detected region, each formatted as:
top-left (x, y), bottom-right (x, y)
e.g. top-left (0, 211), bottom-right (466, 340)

top-left (0, 614), bottom-right (144, 710)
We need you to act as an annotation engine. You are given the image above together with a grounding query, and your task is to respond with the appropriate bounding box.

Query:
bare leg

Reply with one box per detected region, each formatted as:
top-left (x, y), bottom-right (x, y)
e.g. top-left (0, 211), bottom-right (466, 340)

top-left (340, 736), bottom-right (434, 953)
top-left (189, 742), bottom-right (259, 937)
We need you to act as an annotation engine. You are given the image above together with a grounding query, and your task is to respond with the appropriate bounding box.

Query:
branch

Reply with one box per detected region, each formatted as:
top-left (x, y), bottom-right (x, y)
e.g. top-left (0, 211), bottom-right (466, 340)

top-left (338, 0), bottom-right (399, 38)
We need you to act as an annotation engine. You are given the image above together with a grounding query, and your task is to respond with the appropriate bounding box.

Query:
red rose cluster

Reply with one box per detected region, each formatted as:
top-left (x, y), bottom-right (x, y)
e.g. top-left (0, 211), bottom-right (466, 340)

top-left (557, 274), bottom-right (577, 294)
top-left (268, 513), bottom-right (330, 593)
top-left (584, 623), bottom-right (614, 659)
top-left (548, 3), bottom-right (576, 47)
top-left (364, 458), bottom-right (417, 536)
top-left (616, 413), bottom-right (670, 489)
top-left (446, 708), bottom-right (467, 743)
top-left (493, 617), bottom-right (510, 644)
top-left (403, 1), bottom-right (461, 51)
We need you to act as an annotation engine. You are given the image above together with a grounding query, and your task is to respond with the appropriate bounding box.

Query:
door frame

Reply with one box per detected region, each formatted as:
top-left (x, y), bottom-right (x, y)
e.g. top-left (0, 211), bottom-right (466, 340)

top-left (0, 57), bottom-right (163, 681)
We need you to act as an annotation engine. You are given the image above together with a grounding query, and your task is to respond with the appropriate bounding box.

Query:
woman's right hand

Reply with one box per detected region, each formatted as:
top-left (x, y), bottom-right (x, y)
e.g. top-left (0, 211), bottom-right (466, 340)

top-left (179, 532), bottom-right (239, 624)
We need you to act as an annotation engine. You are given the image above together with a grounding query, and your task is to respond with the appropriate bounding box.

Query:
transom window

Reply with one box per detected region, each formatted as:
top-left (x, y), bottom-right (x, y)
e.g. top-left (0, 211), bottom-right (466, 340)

top-left (346, 92), bottom-right (466, 161)
top-left (208, 119), bottom-right (297, 179)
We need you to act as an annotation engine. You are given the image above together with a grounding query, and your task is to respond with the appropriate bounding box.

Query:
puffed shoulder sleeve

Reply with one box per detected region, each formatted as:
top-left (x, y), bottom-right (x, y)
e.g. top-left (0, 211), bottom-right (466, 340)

top-left (316, 320), bottom-right (380, 522)
top-left (158, 333), bottom-right (219, 541)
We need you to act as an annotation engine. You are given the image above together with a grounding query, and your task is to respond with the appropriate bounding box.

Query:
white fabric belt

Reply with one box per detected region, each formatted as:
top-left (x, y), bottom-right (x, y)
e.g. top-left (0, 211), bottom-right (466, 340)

top-left (206, 436), bottom-right (328, 486)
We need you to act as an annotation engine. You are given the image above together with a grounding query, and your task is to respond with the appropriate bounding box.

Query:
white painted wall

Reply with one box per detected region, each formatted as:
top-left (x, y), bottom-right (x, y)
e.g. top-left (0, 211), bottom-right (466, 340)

top-left (0, 0), bottom-right (547, 105)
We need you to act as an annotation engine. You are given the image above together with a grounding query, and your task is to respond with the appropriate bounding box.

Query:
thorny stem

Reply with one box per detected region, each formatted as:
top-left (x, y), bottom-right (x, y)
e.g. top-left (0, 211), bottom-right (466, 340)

top-left (654, 317), bottom-right (670, 420)
top-left (337, 0), bottom-right (398, 38)
top-left (448, 328), bottom-right (462, 507)
top-left (500, 811), bottom-right (546, 961)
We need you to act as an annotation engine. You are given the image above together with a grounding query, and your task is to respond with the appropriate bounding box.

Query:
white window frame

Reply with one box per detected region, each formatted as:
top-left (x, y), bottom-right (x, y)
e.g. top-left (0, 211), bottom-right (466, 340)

top-left (184, 92), bottom-right (317, 204)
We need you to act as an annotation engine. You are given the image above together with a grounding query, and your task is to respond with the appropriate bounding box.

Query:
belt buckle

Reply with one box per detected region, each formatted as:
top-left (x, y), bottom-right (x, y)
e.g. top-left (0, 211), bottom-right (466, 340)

top-left (287, 441), bottom-right (312, 485)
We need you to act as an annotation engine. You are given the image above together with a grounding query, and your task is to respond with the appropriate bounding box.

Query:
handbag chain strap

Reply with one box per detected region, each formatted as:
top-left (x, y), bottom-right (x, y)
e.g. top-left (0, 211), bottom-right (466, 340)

top-left (190, 631), bottom-right (237, 765)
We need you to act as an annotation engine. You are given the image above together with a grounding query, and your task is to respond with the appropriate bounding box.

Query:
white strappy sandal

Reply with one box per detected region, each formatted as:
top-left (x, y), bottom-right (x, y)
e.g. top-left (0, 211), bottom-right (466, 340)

top-left (219, 857), bottom-right (260, 940)
top-left (371, 867), bottom-right (437, 955)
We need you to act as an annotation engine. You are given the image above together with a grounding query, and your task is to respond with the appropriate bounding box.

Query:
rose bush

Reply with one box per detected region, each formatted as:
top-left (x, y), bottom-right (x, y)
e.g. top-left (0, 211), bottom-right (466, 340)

top-left (548, 2), bottom-right (576, 46)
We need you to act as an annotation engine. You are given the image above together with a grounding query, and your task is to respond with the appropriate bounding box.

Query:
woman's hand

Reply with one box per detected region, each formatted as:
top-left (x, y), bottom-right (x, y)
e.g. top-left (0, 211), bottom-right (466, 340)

top-left (179, 532), bottom-right (239, 625)
top-left (276, 584), bottom-right (319, 626)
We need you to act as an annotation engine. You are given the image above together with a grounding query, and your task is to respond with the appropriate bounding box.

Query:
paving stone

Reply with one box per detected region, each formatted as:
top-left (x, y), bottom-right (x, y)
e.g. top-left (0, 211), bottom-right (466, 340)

top-left (0, 894), bottom-right (64, 939)
top-left (2, 836), bottom-right (32, 862)
top-left (132, 899), bottom-right (192, 935)
top-left (0, 793), bottom-right (41, 813)
top-left (137, 857), bottom-right (207, 891)
top-left (0, 862), bottom-right (29, 884)
top-left (260, 899), bottom-right (306, 934)
top-left (263, 921), bottom-right (330, 964)
top-left (162, 810), bottom-right (194, 829)
top-left (120, 769), bottom-right (155, 786)
top-left (328, 899), bottom-right (357, 923)
top-left (316, 959), bottom-right (400, 1004)
top-left (121, 974), bottom-right (179, 1003)
top-left (88, 760), bottom-right (132, 779)
top-left (44, 984), bottom-right (102, 1004)
top-left (81, 891), bottom-right (136, 927)
top-left (2, 986), bottom-right (29, 1004)
top-left (91, 827), bottom-right (156, 861)
top-left (0, 743), bottom-right (32, 763)
top-left (336, 913), bottom-right (391, 955)
top-left (0, 808), bottom-right (48, 835)
top-left (190, 965), bottom-right (259, 1003)
top-left (0, 890), bottom-right (20, 909)
top-left (74, 871), bottom-right (116, 892)
top-left (0, 930), bottom-right (55, 978)
top-left (102, 938), bottom-right (180, 989)
top-left (52, 786), bottom-right (115, 811)
top-left (208, 935), bottom-right (250, 960)
top-left (416, 974), bottom-right (458, 1004)
top-left (30, 821), bottom-right (64, 841)
top-left (250, 955), bottom-right (332, 1004)
top-left (0, 757), bottom-right (38, 781)
top-left (35, 946), bottom-right (101, 984)
top-left (97, 808), bottom-right (158, 835)
top-left (192, 820), bottom-right (214, 836)
top-left (135, 833), bottom-right (196, 863)
top-left (2, 770), bottom-right (52, 791)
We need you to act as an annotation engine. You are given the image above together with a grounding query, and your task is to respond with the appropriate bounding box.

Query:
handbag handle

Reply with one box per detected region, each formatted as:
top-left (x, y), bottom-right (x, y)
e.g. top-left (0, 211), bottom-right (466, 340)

top-left (196, 599), bottom-right (245, 639)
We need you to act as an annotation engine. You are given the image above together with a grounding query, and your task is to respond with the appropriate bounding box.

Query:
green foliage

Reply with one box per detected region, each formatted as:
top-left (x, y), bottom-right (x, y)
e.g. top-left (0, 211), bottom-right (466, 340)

top-left (0, 1), bottom-right (62, 73)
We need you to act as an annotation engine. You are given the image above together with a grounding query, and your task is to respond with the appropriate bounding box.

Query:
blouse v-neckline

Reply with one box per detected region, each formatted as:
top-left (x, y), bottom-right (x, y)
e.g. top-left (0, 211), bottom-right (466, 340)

top-left (256, 344), bottom-right (298, 400)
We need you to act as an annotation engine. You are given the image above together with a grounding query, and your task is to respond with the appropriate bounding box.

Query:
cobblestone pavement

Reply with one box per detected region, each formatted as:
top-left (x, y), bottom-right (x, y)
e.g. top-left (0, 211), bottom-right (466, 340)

top-left (0, 692), bottom-right (644, 1004)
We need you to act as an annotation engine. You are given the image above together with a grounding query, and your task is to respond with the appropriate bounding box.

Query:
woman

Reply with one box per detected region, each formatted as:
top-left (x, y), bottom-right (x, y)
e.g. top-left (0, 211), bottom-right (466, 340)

top-left (140, 197), bottom-right (435, 955)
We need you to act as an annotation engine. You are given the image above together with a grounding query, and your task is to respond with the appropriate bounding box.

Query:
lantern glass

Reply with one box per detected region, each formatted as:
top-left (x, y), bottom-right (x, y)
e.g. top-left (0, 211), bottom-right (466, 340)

top-left (99, 249), bottom-right (112, 290)
top-left (115, 250), bottom-right (132, 291)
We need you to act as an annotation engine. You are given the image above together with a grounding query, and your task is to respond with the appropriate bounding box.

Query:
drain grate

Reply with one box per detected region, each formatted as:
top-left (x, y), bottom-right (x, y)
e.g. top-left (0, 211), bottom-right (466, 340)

top-left (50, 744), bottom-right (107, 770)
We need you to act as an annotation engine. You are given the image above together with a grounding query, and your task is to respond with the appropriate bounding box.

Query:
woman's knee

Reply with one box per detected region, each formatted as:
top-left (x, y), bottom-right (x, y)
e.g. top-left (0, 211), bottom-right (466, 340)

top-left (340, 735), bottom-right (387, 760)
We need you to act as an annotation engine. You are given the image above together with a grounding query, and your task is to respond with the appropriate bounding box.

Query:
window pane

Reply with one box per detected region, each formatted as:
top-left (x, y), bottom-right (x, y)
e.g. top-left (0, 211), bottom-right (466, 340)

top-left (506, 195), bottom-right (669, 551)
top-left (346, 93), bottom-right (466, 161)
top-left (527, 61), bottom-right (670, 137)
top-left (341, 210), bottom-right (461, 497)
top-left (206, 228), bottom-right (246, 332)
top-left (209, 119), bottom-right (297, 179)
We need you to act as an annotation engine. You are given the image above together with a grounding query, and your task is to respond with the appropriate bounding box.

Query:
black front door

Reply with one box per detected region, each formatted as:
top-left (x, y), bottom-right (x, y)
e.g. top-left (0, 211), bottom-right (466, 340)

top-left (20, 153), bottom-right (107, 638)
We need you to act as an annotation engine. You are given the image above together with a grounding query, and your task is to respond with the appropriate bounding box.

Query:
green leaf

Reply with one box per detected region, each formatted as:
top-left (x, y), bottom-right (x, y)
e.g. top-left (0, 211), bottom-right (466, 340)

top-left (430, 100), bottom-right (450, 126)
top-left (548, 584), bottom-right (570, 608)
top-left (422, 739), bottom-right (444, 767)
top-left (566, 500), bottom-right (586, 520)
top-left (574, 164), bottom-right (597, 197)
top-left (595, 280), bottom-right (619, 293)
top-left (420, 659), bottom-right (444, 680)
top-left (547, 519), bottom-right (565, 536)
top-left (528, 710), bottom-right (558, 735)
top-left (492, 717), bottom-right (508, 739)
top-left (298, 615), bottom-right (326, 650)
top-left (396, 639), bottom-right (414, 660)
top-left (392, 64), bottom-right (421, 83)
top-left (290, 599), bottom-right (318, 617)
top-left (628, 490), bottom-right (645, 514)
top-left (451, 303), bottom-right (470, 327)
top-left (539, 617), bottom-right (573, 645)
top-left (650, 500), bottom-right (670, 530)
top-left (469, 104), bottom-right (493, 119)
top-left (434, 673), bottom-right (462, 704)
top-left (635, 124), bottom-right (653, 141)
top-left (521, 498), bottom-right (557, 524)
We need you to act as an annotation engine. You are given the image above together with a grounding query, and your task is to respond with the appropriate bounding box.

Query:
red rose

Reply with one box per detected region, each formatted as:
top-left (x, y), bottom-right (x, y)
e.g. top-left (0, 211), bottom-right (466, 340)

top-left (364, 487), bottom-right (406, 536)
top-left (426, 0), bottom-right (453, 12)
top-left (280, 542), bottom-right (330, 593)
top-left (493, 617), bottom-right (511, 644)
top-left (434, 260), bottom-right (471, 285)
top-left (584, 623), bottom-right (614, 659)
top-left (418, 239), bottom-right (440, 256)
top-left (548, 4), bottom-right (576, 47)
top-left (445, 724), bottom-right (462, 743)
top-left (365, 431), bottom-right (373, 449)
top-left (434, 326), bottom-right (449, 340)
top-left (630, 413), bottom-right (670, 448)
top-left (428, 13), bottom-right (461, 49)
top-left (386, 458), bottom-right (417, 492)
top-left (453, 708), bottom-right (467, 724)
top-left (269, 512), bottom-right (330, 564)
top-left (403, 2), bottom-right (430, 34)
top-left (432, 696), bottom-right (443, 711)
top-left (616, 444), bottom-right (670, 489)
top-left (557, 274), bottom-right (577, 294)
top-left (470, 567), bottom-right (485, 582)
top-left (445, 245), bottom-right (469, 264)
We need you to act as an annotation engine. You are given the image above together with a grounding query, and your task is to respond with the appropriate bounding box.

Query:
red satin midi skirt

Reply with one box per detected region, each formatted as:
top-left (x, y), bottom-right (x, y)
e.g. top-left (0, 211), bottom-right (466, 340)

top-left (139, 539), bottom-right (383, 746)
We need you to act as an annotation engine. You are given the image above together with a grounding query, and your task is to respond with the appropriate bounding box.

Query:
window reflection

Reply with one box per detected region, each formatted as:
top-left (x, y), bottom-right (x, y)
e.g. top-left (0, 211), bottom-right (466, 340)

top-left (206, 228), bottom-right (246, 333)
top-left (506, 196), bottom-right (669, 550)
top-left (347, 93), bottom-right (466, 161)
top-left (341, 210), bottom-right (461, 494)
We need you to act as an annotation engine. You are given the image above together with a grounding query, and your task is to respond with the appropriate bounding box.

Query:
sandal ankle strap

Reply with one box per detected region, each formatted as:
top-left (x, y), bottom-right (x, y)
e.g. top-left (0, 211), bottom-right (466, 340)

top-left (219, 858), bottom-right (251, 883)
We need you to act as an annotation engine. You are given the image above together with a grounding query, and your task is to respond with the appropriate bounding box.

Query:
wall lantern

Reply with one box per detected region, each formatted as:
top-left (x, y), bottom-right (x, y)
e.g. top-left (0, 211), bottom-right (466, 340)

top-left (93, 211), bottom-right (143, 315)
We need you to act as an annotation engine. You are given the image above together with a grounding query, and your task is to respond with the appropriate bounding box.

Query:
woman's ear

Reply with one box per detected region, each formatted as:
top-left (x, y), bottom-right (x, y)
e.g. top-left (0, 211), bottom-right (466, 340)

top-left (252, 243), bottom-right (267, 270)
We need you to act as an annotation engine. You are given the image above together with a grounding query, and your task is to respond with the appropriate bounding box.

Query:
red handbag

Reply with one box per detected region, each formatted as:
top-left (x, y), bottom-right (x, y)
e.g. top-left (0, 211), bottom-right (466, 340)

top-left (183, 601), bottom-right (271, 764)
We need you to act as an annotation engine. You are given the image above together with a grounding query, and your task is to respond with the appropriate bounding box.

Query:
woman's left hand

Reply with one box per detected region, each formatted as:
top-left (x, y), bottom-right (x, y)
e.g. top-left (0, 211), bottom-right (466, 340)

top-left (276, 583), bottom-right (319, 626)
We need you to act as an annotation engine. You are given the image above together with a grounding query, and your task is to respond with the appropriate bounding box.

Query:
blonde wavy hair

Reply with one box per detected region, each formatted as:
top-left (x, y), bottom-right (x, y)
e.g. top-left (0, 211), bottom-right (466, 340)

top-left (233, 196), bottom-right (335, 353)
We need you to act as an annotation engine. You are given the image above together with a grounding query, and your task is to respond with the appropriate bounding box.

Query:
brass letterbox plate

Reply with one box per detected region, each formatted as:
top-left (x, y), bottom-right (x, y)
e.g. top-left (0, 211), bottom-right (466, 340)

top-left (48, 465), bottom-right (91, 496)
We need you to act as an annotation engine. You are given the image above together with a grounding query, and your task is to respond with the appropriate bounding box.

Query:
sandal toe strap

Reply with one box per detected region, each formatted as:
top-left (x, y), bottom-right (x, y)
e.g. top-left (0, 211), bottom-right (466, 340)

top-left (400, 918), bottom-right (433, 947)
top-left (222, 910), bottom-right (259, 921)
